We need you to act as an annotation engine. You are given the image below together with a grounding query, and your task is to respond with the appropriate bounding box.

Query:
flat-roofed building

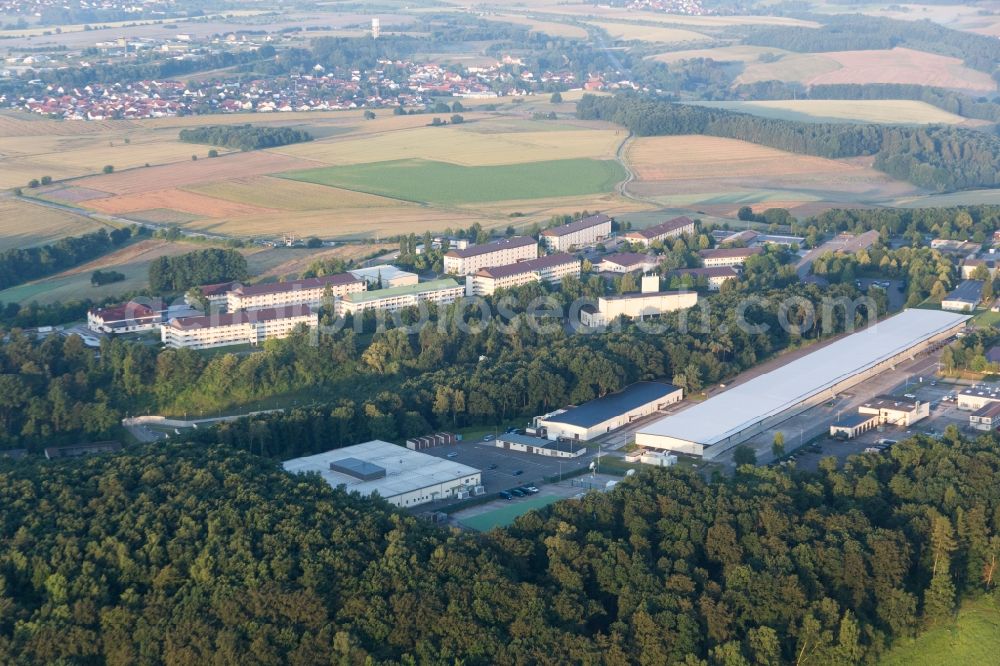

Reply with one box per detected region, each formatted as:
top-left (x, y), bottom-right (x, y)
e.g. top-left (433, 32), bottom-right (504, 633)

top-left (970, 401), bottom-right (1000, 430)
top-left (337, 278), bottom-right (464, 315)
top-left (283, 440), bottom-right (481, 508)
top-left (87, 301), bottom-right (164, 334)
top-left (466, 254), bottom-right (580, 296)
top-left (961, 258), bottom-right (1000, 280)
top-left (858, 395), bottom-right (929, 426)
top-left (666, 266), bottom-right (739, 291)
top-left (227, 274), bottom-right (365, 312)
top-left (957, 385), bottom-right (1000, 411)
top-left (699, 246), bottom-right (763, 268)
top-left (495, 433), bottom-right (587, 458)
top-left (623, 216), bottom-right (694, 247)
top-left (443, 236), bottom-right (538, 275)
top-left (540, 214), bottom-right (612, 251)
top-left (829, 413), bottom-right (879, 439)
top-left (536, 381), bottom-right (683, 441)
top-left (44, 441), bottom-right (122, 460)
top-left (349, 264), bottom-right (419, 289)
top-left (161, 306), bottom-right (317, 350)
top-left (597, 252), bottom-right (659, 274)
top-left (636, 309), bottom-right (969, 458)
top-left (580, 278), bottom-right (697, 327)
top-left (941, 280), bottom-right (984, 312)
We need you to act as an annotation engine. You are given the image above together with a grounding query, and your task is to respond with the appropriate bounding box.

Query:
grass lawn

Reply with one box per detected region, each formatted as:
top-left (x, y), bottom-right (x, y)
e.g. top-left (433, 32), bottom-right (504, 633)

top-left (279, 158), bottom-right (627, 205)
top-left (972, 309), bottom-right (1000, 327)
top-left (460, 495), bottom-right (562, 531)
top-left (879, 596), bottom-right (1000, 666)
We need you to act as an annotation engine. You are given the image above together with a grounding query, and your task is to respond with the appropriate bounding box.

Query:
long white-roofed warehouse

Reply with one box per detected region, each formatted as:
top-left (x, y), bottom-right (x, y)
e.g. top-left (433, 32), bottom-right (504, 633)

top-left (635, 309), bottom-right (969, 459)
top-left (283, 440), bottom-right (482, 508)
top-left (536, 381), bottom-right (683, 441)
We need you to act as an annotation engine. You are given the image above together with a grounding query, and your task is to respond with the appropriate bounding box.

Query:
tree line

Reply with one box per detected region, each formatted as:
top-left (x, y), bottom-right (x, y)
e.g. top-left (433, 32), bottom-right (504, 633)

top-left (178, 124), bottom-right (313, 151)
top-left (576, 94), bottom-right (1000, 192)
top-left (0, 425), bottom-right (996, 663)
top-left (148, 248), bottom-right (247, 293)
top-left (0, 226), bottom-right (135, 291)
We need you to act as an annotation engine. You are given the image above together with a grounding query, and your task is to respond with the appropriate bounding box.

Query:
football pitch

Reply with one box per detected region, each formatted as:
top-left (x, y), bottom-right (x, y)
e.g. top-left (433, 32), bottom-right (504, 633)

top-left (279, 158), bottom-right (627, 205)
top-left (460, 495), bottom-right (562, 531)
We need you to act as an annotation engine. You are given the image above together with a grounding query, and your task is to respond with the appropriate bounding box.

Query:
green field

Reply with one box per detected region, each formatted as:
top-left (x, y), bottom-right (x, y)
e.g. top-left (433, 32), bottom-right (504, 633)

top-left (460, 495), bottom-right (562, 531)
top-left (687, 100), bottom-right (968, 126)
top-left (279, 158), bottom-right (627, 205)
top-left (879, 596), bottom-right (1000, 666)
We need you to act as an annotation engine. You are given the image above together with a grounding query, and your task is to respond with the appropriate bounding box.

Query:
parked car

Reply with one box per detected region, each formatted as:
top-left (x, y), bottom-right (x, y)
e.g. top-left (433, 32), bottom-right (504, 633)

top-left (512, 469), bottom-right (524, 476)
top-left (499, 491), bottom-right (513, 500)
top-left (446, 452), bottom-right (458, 458)
top-left (510, 488), bottom-right (525, 497)
top-left (483, 434), bottom-right (494, 441)
top-left (488, 463), bottom-right (498, 470)
top-left (526, 486), bottom-right (539, 493)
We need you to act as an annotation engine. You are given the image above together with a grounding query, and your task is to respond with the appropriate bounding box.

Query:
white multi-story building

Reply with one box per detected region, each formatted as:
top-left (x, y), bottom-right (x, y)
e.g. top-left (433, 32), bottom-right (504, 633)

top-left (666, 266), bottom-right (739, 291)
top-left (466, 254), bottom-right (580, 296)
top-left (337, 278), bottom-right (465, 316)
top-left (87, 301), bottom-right (164, 333)
top-left (186, 281), bottom-right (237, 311)
top-left (348, 264), bottom-right (419, 288)
top-left (580, 276), bottom-right (697, 327)
top-left (443, 236), bottom-right (538, 275)
top-left (699, 247), bottom-right (763, 268)
top-left (597, 252), bottom-right (659, 274)
top-left (161, 306), bottom-right (318, 350)
top-left (540, 214), bottom-right (612, 252)
top-left (623, 216), bottom-right (694, 247)
top-left (226, 273), bottom-right (365, 312)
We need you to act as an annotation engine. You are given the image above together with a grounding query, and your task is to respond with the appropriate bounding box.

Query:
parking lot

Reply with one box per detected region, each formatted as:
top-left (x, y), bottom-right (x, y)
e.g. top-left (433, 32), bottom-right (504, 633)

top-left (419, 437), bottom-right (598, 495)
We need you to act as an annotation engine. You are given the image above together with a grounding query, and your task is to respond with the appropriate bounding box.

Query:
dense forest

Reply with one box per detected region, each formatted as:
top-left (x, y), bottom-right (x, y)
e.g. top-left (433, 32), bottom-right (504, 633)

top-left (0, 430), bottom-right (996, 663)
top-left (178, 124), bottom-right (313, 151)
top-left (0, 226), bottom-right (134, 291)
top-left (577, 95), bottom-right (1000, 192)
top-left (741, 14), bottom-right (1000, 75)
top-left (147, 248), bottom-right (248, 293)
top-left (733, 82), bottom-right (1000, 123)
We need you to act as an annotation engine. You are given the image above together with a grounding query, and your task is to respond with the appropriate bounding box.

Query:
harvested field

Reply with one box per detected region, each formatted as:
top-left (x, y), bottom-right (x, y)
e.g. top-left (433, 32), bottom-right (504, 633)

top-left (624, 135), bottom-right (919, 212)
top-left (273, 122), bottom-right (623, 166)
top-left (587, 21), bottom-right (710, 43)
top-left (537, 5), bottom-right (819, 27)
top-left (85, 188), bottom-right (278, 219)
top-left (281, 158), bottom-right (627, 205)
top-left (125, 209), bottom-right (202, 225)
top-left (738, 47), bottom-right (997, 92)
top-left (73, 152), bottom-right (321, 196)
top-left (184, 206), bottom-right (493, 240)
top-left (0, 197), bottom-right (106, 251)
top-left (688, 100), bottom-right (971, 125)
top-left (33, 185), bottom-right (113, 203)
top-left (246, 243), bottom-right (394, 279)
top-left (653, 45), bottom-right (791, 64)
top-left (185, 176), bottom-right (407, 211)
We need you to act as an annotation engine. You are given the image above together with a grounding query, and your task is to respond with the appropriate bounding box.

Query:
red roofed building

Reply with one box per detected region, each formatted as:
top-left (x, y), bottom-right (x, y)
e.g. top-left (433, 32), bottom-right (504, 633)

top-left (87, 301), bottom-right (164, 334)
top-left (623, 216), bottom-right (695, 248)
top-left (161, 306), bottom-right (318, 350)
top-left (227, 273), bottom-right (365, 312)
top-left (466, 253), bottom-right (580, 296)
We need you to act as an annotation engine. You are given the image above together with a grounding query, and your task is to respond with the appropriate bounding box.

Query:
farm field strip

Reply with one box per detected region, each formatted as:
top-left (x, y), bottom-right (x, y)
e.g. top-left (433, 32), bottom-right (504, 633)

top-left (271, 123), bottom-right (624, 167)
top-left (737, 47), bottom-right (997, 92)
top-left (279, 158), bottom-right (628, 205)
top-left (184, 176), bottom-right (410, 211)
top-left (487, 13), bottom-right (589, 38)
top-left (533, 5), bottom-right (820, 27)
top-left (652, 45), bottom-right (792, 64)
top-left (587, 20), bottom-right (711, 43)
top-left (84, 188), bottom-right (280, 219)
top-left (0, 197), bottom-right (107, 251)
top-left (686, 100), bottom-right (970, 125)
top-left (73, 152), bottom-right (323, 196)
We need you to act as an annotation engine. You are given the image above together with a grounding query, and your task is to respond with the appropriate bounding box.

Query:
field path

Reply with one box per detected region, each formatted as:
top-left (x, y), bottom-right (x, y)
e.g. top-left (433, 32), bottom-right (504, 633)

top-left (616, 133), bottom-right (660, 207)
